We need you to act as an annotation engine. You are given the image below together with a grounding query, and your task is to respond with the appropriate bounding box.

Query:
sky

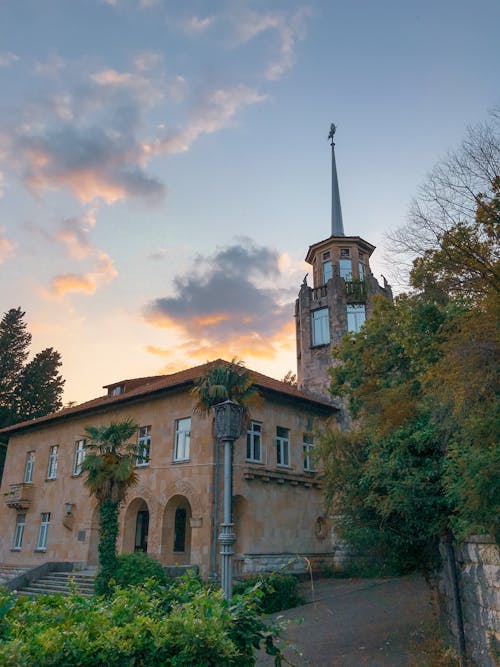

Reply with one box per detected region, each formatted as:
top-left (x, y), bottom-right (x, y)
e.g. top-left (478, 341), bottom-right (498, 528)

top-left (0, 0), bottom-right (498, 405)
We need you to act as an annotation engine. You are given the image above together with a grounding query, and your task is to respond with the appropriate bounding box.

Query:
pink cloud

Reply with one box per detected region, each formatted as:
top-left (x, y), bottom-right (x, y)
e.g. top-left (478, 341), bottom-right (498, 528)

top-left (49, 251), bottom-right (118, 297)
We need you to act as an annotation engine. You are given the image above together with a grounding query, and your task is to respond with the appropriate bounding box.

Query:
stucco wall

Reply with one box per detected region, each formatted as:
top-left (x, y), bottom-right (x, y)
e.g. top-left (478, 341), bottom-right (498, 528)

top-left (0, 387), bottom-right (337, 579)
top-left (440, 536), bottom-right (499, 667)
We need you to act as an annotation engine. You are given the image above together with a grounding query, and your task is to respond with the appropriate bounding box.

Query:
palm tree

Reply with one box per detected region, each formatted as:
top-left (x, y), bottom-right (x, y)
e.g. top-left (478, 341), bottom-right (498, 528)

top-left (81, 418), bottom-right (139, 595)
top-left (191, 358), bottom-right (261, 415)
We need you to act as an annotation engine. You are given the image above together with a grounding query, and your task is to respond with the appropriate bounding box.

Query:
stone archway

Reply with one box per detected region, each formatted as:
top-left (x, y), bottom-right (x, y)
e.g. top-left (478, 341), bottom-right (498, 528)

top-left (161, 495), bottom-right (192, 565)
top-left (122, 497), bottom-right (150, 554)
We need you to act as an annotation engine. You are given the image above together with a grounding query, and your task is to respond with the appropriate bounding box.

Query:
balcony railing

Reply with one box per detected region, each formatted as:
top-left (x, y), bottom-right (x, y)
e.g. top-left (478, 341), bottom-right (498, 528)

top-left (311, 285), bottom-right (327, 301)
top-left (344, 279), bottom-right (367, 301)
top-left (4, 483), bottom-right (33, 510)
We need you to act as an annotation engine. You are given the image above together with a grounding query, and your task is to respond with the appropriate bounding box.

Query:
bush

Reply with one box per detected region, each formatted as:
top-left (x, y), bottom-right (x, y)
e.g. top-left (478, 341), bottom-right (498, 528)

top-left (110, 552), bottom-right (169, 589)
top-left (233, 572), bottom-right (302, 614)
top-left (0, 575), bottom-right (282, 666)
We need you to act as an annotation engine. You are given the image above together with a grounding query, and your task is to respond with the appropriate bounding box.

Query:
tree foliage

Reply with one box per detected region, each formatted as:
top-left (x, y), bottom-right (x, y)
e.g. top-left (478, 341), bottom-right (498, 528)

top-left (81, 419), bottom-right (139, 595)
top-left (0, 308), bottom-right (64, 428)
top-left (191, 359), bottom-right (261, 415)
top-left (319, 114), bottom-right (499, 571)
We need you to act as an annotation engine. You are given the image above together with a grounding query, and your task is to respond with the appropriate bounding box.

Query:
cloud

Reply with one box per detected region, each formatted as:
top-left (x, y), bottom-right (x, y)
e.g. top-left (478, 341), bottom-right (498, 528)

top-left (16, 124), bottom-right (165, 204)
top-left (55, 209), bottom-right (97, 259)
top-left (182, 15), bottom-right (215, 33)
top-left (0, 229), bottom-right (15, 263)
top-left (234, 8), bottom-right (310, 81)
top-left (49, 251), bottom-right (118, 297)
top-left (0, 52), bottom-right (19, 67)
top-left (147, 85), bottom-right (266, 155)
top-left (144, 238), bottom-right (293, 360)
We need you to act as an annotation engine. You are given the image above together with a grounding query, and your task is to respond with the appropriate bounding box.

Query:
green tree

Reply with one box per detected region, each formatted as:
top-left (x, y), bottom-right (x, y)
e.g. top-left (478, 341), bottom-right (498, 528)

top-left (16, 347), bottom-right (64, 422)
top-left (81, 419), bottom-right (139, 595)
top-left (191, 359), bottom-right (261, 414)
top-left (0, 307), bottom-right (32, 428)
top-left (318, 294), bottom-right (452, 572)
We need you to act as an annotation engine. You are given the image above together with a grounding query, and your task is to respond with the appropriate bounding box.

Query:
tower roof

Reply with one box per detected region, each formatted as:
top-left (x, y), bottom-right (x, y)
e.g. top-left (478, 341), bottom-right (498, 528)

top-left (305, 235), bottom-right (376, 265)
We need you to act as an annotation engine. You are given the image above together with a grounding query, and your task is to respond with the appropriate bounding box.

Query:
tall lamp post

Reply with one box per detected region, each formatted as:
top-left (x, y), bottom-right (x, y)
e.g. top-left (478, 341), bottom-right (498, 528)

top-left (213, 399), bottom-right (244, 601)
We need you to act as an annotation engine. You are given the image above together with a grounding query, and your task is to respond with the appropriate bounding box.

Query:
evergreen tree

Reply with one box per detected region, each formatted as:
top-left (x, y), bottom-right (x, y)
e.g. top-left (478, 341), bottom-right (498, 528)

top-left (16, 347), bottom-right (64, 422)
top-left (0, 307), bottom-right (32, 428)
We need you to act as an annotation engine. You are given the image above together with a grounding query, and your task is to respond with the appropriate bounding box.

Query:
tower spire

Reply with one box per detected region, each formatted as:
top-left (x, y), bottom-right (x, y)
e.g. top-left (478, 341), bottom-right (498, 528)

top-left (328, 123), bottom-right (344, 236)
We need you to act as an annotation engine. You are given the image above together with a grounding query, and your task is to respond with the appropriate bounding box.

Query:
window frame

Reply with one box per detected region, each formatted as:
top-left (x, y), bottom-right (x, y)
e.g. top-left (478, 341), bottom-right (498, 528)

top-left (303, 433), bottom-right (315, 472)
top-left (246, 421), bottom-right (263, 462)
top-left (136, 425), bottom-right (152, 467)
top-left (276, 426), bottom-right (291, 467)
top-left (47, 445), bottom-right (58, 480)
top-left (322, 259), bottom-right (333, 284)
top-left (174, 417), bottom-right (191, 462)
top-left (311, 307), bottom-right (330, 346)
top-left (12, 513), bottom-right (26, 550)
top-left (37, 512), bottom-right (50, 551)
top-left (347, 303), bottom-right (366, 333)
top-left (24, 451), bottom-right (35, 483)
top-left (72, 439), bottom-right (86, 476)
top-left (339, 258), bottom-right (353, 280)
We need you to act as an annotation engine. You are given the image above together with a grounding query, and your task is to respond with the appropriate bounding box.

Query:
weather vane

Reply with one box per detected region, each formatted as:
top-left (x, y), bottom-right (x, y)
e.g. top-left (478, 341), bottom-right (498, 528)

top-left (328, 123), bottom-right (336, 144)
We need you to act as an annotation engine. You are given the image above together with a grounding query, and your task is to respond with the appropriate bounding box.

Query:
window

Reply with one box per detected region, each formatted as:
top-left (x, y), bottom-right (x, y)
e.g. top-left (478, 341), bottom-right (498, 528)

top-left (347, 304), bottom-right (366, 332)
top-left (37, 512), bottom-right (50, 551)
top-left (358, 256), bottom-right (365, 280)
top-left (303, 434), bottom-right (315, 472)
top-left (276, 427), bottom-right (290, 467)
top-left (322, 251), bottom-right (331, 260)
top-left (339, 258), bottom-right (352, 280)
top-left (174, 508), bottom-right (187, 552)
top-left (47, 446), bottom-right (58, 479)
top-left (72, 439), bottom-right (85, 476)
top-left (174, 417), bottom-right (191, 461)
top-left (246, 421), bottom-right (262, 462)
top-left (340, 247), bottom-right (350, 257)
top-left (12, 514), bottom-right (26, 550)
top-left (136, 426), bottom-right (151, 466)
top-left (24, 451), bottom-right (35, 483)
top-left (322, 260), bottom-right (333, 283)
top-left (111, 385), bottom-right (124, 396)
top-left (312, 308), bottom-right (330, 346)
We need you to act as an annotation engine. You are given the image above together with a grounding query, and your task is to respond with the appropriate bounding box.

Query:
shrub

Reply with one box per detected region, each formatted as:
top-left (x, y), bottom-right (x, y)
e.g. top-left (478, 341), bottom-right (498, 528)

top-left (110, 552), bottom-right (169, 589)
top-left (0, 576), bottom-right (282, 666)
top-left (233, 572), bottom-right (302, 614)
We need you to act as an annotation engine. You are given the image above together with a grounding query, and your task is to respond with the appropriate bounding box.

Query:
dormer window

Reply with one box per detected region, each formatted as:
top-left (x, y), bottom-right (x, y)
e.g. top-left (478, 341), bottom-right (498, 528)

top-left (110, 385), bottom-right (124, 396)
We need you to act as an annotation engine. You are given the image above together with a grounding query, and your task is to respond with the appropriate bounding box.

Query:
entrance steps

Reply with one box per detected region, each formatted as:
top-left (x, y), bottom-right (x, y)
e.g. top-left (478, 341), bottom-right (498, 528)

top-left (15, 571), bottom-right (95, 597)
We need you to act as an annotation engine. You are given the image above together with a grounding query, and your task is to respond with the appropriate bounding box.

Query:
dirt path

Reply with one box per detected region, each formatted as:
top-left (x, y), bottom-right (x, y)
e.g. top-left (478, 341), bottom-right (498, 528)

top-left (256, 575), bottom-right (437, 667)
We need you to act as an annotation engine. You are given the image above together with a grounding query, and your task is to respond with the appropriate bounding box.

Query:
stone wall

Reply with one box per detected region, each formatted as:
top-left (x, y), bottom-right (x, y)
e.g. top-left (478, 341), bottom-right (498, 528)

top-left (439, 536), bottom-right (499, 666)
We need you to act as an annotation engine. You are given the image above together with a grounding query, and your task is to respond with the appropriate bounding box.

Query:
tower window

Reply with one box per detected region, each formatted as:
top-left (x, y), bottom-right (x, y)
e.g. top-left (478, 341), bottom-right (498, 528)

top-left (340, 248), bottom-right (350, 257)
top-left (322, 260), bottom-right (333, 283)
top-left (322, 251), bottom-right (331, 260)
top-left (312, 308), bottom-right (330, 346)
top-left (339, 258), bottom-right (352, 280)
top-left (358, 260), bottom-right (365, 280)
top-left (347, 304), bottom-right (366, 332)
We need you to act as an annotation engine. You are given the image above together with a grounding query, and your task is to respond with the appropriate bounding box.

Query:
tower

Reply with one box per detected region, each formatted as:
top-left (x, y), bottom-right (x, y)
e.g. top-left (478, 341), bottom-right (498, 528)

top-left (295, 125), bottom-right (392, 400)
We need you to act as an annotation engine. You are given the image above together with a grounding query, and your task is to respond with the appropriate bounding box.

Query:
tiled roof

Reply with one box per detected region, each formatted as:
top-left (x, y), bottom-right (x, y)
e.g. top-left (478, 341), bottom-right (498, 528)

top-left (0, 359), bottom-right (335, 435)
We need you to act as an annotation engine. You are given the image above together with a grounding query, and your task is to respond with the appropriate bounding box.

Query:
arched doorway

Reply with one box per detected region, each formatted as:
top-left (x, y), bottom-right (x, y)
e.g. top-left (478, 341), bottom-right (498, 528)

top-left (123, 498), bottom-right (150, 554)
top-left (162, 495), bottom-right (192, 565)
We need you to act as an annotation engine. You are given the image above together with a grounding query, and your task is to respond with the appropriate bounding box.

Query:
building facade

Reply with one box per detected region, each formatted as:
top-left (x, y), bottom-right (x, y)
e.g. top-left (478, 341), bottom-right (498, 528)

top-left (0, 363), bottom-right (337, 577)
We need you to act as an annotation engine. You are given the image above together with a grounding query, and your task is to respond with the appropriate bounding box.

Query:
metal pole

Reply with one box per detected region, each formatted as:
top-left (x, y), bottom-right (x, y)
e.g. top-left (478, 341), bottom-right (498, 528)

top-left (218, 437), bottom-right (236, 600)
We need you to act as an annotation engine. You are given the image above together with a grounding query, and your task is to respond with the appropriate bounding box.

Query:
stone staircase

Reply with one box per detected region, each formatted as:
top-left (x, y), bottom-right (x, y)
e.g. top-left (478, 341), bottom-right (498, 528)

top-left (15, 571), bottom-right (95, 597)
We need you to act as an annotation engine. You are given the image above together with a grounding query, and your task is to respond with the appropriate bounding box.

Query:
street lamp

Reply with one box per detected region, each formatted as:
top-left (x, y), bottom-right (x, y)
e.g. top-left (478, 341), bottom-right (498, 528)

top-left (213, 399), bottom-right (244, 600)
